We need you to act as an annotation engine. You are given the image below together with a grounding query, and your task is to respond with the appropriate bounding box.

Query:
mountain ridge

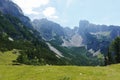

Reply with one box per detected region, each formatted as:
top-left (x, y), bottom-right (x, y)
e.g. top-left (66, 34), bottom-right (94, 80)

top-left (0, 0), bottom-right (69, 65)
top-left (0, 0), bottom-right (120, 66)
top-left (33, 19), bottom-right (120, 54)
top-left (0, 0), bottom-right (33, 28)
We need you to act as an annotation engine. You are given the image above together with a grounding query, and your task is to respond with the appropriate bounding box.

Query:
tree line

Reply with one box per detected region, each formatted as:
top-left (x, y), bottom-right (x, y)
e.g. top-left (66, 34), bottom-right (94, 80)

top-left (105, 37), bottom-right (120, 65)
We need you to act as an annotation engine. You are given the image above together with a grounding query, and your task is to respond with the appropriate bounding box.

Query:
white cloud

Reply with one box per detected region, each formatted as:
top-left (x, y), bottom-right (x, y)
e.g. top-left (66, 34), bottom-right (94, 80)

top-left (66, 0), bottom-right (73, 8)
top-left (12, 0), bottom-right (49, 15)
top-left (43, 7), bottom-right (58, 19)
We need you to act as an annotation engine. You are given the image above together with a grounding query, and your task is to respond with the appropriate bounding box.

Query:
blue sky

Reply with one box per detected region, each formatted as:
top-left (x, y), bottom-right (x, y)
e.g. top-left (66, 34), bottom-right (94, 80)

top-left (12, 0), bottom-right (120, 28)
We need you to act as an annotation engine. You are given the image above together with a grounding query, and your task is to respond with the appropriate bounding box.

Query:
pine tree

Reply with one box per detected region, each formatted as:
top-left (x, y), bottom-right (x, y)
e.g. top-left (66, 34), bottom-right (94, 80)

top-left (108, 37), bottom-right (120, 64)
top-left (113, 37), bottom-right (120, 63)
top-left (107, 50), bottom-right (113, 64)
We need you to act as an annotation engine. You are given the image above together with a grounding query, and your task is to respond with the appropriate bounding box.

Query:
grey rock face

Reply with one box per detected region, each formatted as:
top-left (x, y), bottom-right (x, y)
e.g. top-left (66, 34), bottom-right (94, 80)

top-left (0, 0), bottom-right (32, 28)
top-left (33, 19), bottom-right (66, 41)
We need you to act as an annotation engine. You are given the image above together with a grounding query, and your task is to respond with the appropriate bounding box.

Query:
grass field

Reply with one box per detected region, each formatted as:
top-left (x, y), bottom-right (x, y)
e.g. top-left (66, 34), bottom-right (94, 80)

top-left (0, 51), bottom-right (120, 80)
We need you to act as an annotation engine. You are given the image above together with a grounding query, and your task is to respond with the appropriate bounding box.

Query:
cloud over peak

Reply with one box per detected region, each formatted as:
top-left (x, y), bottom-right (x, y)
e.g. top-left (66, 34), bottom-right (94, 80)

top-left (43, 7), bottom-right (58, 19)
top-left (12, 0), bottom-right (49, 15)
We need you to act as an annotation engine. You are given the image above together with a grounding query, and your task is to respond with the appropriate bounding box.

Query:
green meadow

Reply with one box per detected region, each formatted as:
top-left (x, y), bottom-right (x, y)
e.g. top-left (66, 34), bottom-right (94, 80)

top-left (0, 51), bottom-right (120, 80)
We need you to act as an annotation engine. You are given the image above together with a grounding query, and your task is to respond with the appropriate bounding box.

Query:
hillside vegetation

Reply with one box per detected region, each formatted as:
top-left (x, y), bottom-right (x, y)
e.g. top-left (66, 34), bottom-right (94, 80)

top-left (0, 51), bottom-right (120, 80)
top-left (49, 41), bottom-right (104, 66)
top-left (0, 12), bottom-right (67, 65)
top-left (0, 11), bottom-right (105, 66)
top-left (0, 51), bottom-right (18, 65)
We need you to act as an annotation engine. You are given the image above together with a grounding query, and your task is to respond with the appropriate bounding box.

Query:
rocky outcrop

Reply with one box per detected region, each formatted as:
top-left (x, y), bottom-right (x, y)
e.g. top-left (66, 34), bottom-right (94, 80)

top-left (0, 0), bottom-right (32, 28)
top-left (33, 19), bottom-right (66, 40)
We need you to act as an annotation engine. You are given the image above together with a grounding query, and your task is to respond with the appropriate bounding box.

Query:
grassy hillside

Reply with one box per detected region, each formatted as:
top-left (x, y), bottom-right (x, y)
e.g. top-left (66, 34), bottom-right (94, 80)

top-left (0, 51), bottom-right (18, 65)
top-left (0, 51), bottom-right (120, 80)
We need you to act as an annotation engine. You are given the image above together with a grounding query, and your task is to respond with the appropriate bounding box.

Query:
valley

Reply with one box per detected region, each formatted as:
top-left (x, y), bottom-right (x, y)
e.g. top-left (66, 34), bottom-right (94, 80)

top-left (0, 0), bottom-right (120, 80)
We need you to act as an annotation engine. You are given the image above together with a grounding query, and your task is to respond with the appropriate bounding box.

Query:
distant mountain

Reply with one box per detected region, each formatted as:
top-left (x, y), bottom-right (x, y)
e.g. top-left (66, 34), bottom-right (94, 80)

top-left (0, 0), bottom-right (32, 28)
top-left (33, 19), bottom-right (66, 41)
top-left (1, 0), bottom-right (119, 66)
top-left (78, 20), bottom-right (120, 38)
top-left (77, 20), bottom-right (120, 53)
top-left (32, 19), bottom-right (106, 66)
top-left (34, 19), bottom-right (119, 51)
top-left (64, 27), bottom-right (78, 38)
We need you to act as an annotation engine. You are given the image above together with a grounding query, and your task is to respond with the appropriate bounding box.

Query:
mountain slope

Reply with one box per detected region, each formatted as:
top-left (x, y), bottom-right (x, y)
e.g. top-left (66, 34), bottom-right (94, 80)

top-left (32, 19), bottom-right (120, 66)
top-left (0, 0), bottom-right (32, 28)
top-left (77, 20), bottom-right (120, 53)
top-left (0, 12), bottom-right (68, 65)
top-left (33, 19), bottom-right (66, 41)
top-left (1, 0), bottom-right (119, 66)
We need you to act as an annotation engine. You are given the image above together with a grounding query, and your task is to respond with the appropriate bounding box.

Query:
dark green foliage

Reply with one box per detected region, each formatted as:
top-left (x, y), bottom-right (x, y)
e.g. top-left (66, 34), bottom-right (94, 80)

top-left (50, 35), bottom-right (63, 45)
top-left (112, 37), bottom-right (120, 63)
top-left (107, 49), bottom-right (113, 65)
top-left (84, 32), bottom-right (110, 53)
top-left (49, 42), bottom-right (104, 66)
top-left (106, 37), bottom-right (120, 65)
top-left (0, 12), bottom-right (66, 65)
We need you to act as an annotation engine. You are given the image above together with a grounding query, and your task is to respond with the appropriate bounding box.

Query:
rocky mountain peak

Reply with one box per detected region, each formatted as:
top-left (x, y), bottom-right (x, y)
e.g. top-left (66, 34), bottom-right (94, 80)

top-left (0, 0), bottom-right (32, 28)
top-left (79, 20), bottom-right (89, 28)
top-left (0, 0), bottom-right (23, 16)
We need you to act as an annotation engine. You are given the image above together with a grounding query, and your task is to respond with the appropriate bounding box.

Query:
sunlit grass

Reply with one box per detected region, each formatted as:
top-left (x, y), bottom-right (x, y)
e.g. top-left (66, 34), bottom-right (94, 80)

top-left (0, 51), bottom-right (120, 80)
top-left (0, 51), bottom-right (18, 65)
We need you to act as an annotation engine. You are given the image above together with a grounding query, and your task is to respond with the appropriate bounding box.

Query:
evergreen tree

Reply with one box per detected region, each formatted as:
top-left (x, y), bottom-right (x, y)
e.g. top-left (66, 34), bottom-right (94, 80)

top-left (107, 50), bottom-right (113, 64)
top-left (112, 37), bottom-right (120, 63)
top-left (108, 37), bottom-right (120, 64)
